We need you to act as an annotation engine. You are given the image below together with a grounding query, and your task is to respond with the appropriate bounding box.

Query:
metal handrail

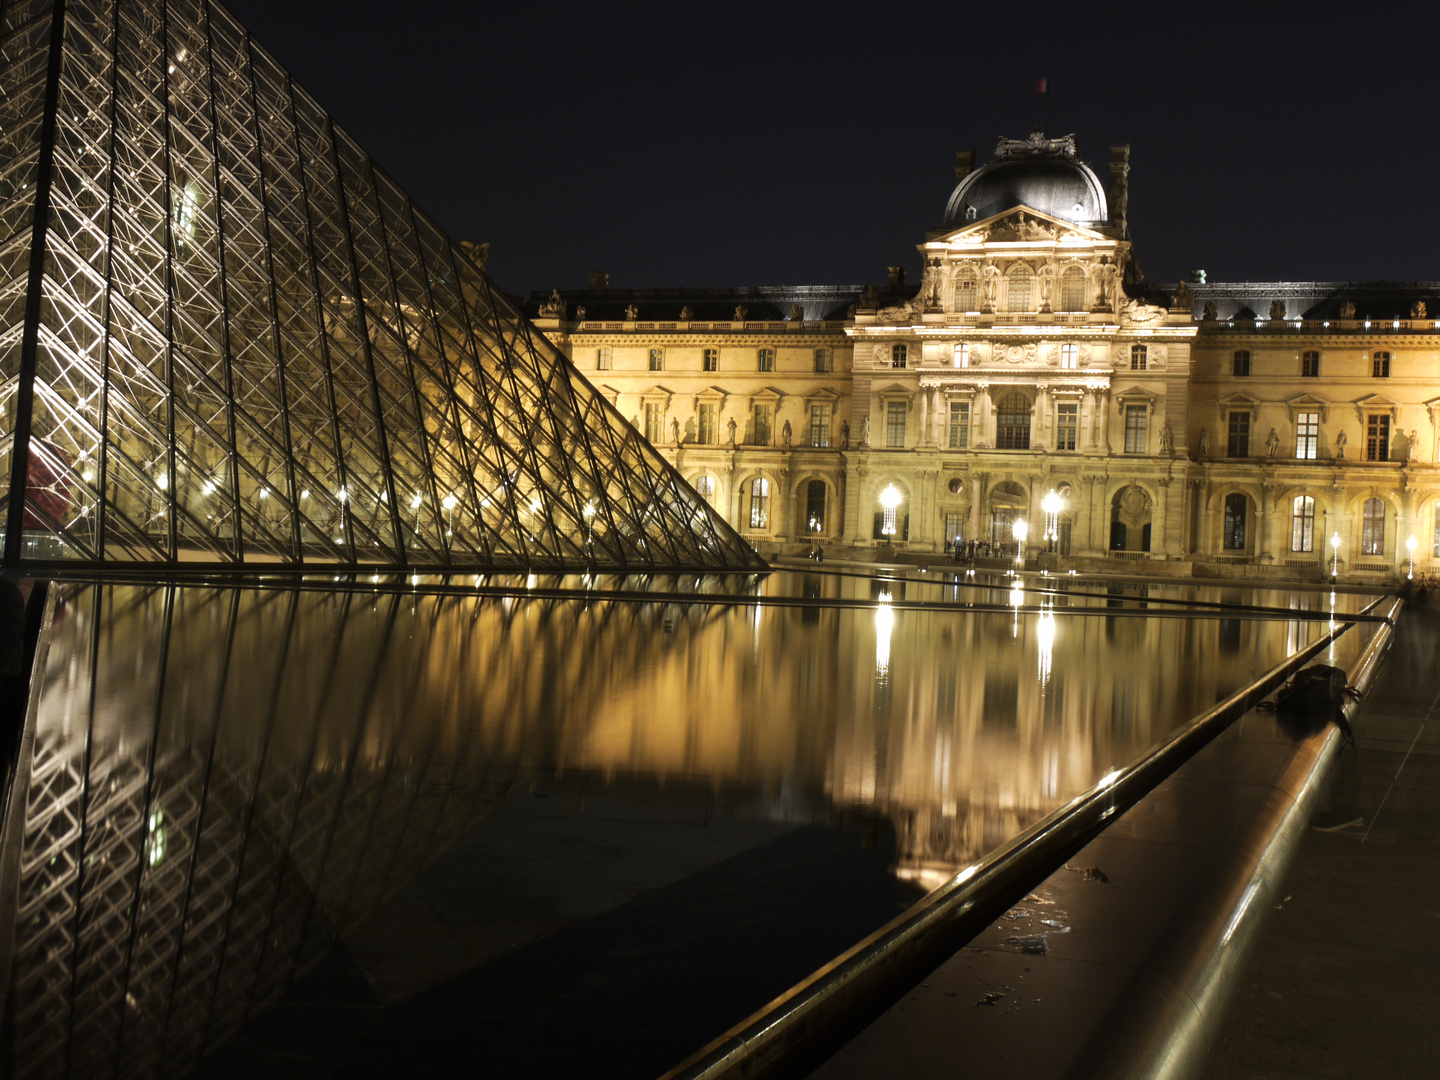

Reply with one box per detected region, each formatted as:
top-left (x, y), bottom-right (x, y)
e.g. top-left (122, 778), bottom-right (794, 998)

top-left (659, 595), bottom-right (1396, 1080)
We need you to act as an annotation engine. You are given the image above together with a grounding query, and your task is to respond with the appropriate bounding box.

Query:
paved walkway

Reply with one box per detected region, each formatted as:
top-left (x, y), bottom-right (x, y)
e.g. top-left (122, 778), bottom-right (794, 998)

top-left (1206, 596), bottom-right (1440, 1079)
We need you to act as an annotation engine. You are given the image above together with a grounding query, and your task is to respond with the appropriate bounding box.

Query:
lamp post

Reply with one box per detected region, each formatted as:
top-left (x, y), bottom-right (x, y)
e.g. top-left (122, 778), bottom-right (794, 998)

top-left (1013, 517), bottom-right (1028, 568)
top-left (1330, 530), bottom-right (1341, 582)
top-left (879, 484), bottom-right (901, 538)
top-left (1406, 534), bottom-right (1416, 580)
top-left (1042, 490), bottom-right (1062, 553)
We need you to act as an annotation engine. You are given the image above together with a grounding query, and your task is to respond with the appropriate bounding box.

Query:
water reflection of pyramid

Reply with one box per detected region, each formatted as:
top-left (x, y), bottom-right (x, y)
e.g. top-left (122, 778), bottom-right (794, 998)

top-left (0, 0), bottom-right (763, 571)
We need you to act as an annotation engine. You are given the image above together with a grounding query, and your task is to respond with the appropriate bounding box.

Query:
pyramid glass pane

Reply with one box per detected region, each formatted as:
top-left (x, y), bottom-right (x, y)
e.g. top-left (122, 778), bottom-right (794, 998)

top-left (0, 0), bottom-right (765, 571)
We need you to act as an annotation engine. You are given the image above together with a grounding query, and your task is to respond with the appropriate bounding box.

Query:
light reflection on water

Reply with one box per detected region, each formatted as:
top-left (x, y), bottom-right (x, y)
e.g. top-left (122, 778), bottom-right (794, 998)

top-left (5, 576), bottom-right (1343, 1077)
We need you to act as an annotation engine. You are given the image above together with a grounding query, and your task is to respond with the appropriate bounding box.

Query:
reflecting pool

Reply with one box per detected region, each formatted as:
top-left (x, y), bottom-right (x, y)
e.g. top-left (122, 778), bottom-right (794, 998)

top-left (0, 575), bottom-right (1375, 1079)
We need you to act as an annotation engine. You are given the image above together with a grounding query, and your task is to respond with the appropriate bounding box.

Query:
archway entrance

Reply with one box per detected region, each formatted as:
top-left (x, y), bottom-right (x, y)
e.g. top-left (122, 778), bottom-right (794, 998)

top-left (989, 480), bottom-right (1028, 553)
top-left (1110, 485), bottom-right (1153, 552)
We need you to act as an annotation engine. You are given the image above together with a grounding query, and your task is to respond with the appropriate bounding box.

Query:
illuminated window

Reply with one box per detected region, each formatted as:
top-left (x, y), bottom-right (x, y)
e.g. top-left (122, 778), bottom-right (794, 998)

top-left (751, 404), bottom-right (773, 445)
top-left (1130, 344), bottom-right (1147, 371)
top-left (1123, 404), bottom-right (1148, 453)
top-left (694, 475), bottom-right (715, 505)
top-left (886, 401), bottom-right (906, 447)
top-left (1302, 350), bottom-right (1319, 377)
top-left (758, 347), bottom-right (775, 372)
top-left (1372, 351), bottom-right (1391, 377)
top-left (1056, 403), bottom-right (1078, 450)
top-left (596, 347), bottom-right (611, 370)
top-left (703, 348), bottom-right (718, 372)
top-left (813, 348), bottom-right (830, 373)
top-left (1295, 412), bottom-right (1319, 459)
top-left (1233, 350), bottom-right (1250, 376)
top-left (1060, 267), bottom-right (1085, 311)
top-left (954, 267), bottom-right (978, 310)
top-left (891, 343), bottom-right (908, 368)
top-left (1223, 494), bottom-right (1247, 550)
top-left (1227, 410), bottom-right (1250, 457)
top-left (697, 403), bottom-right (717, 444)
top-left (948, 402), bottom-right (969, 448)
top-left (644, 403), bottom-right (663, 443)
top-left (1366, 414), bottom-right (1390, 461)
top-left (649, 347), bottom-right (664, 371)
top-left (809, 404), bottom-right (831, 447)
top-left (954, 343), bottom-right (970, 368)
top-left (750, 478), bottom-right (770, 529)
top-left (1007, 266), bottom-right (1033, 312)
top-left (1291, 495), bottom-right (1315, 552)
top-left (995, 392), bottom-right (1032, 450)
top-left (1361, 497), bottom-right (1384, 556)
top-left (805, 480), bottom-right (826, 533)
top-left (1060, 343), bottom-right (1077, 369)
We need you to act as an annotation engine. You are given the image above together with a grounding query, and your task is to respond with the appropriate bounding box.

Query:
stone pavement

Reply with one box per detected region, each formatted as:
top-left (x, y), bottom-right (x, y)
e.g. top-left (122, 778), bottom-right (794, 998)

top-left (1206, 597), bottom-right (1440, 1079)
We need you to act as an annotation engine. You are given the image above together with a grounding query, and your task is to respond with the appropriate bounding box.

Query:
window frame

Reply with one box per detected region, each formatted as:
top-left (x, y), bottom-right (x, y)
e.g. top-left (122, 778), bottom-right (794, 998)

top-left (693, 474), bottom-right (715, 505)
top-left (891, 343), bottom-right (908, 369)
top-left (644, 402), bottom-right (663, 443)
top-left (1223, 493), bottom-right (1247, 551)
top-left (954, 269), bottom-right (978, 311)
top-left (813, 348), bottom-right (830, 373)
top-left (1290, 495), bottom-right (1316, 552)
top-left (1366, 414), bottom-right (1390, 461)
top-left (809, 404), bottom-right (831, 448)
top-left (953, 343), bottom-right (970, 368)
top-left (1055, 402), bottom-right (1078, 451)
top-left (1301, 350), bottom-right (1319, 377)
top-left (1060, 343), bottom-right (1078, 369)
top-left (1233, 350), bottom-right (1251, 377)
top-left (1372, 351), bottom-right (1391, 378)
top-left (885, 400), bottom-right (907, 448)
top-left (805, 479), bottom-right (826, 533)
top-left (995, 392), bottom-right (1033, 450)
top-left (1227, 410), bottom-right (1251, 457)
top-left (757, 347), bottom-right (775, 372)
top-left (751, 403), bottom-right (773, 446)
top-left (1361, 497), bottom-right (1385, 556)
top-left (648, 347), bottom-right (664, 372)
top-left (749, 477), bottom-right (770, 530)
top-left (1006, 266), bottom-right (1033, 313)
top-left (703, 347), bottom-right (719, 372)
top-left (1123, 404), bottom-right (1148, 453)
top-left (948, 401), bottom-right (970, 448)
top-left (697, 402), bottom-right (717, 445)
top-left (1059, 267), bottom-right (1085, 312)
top-left (597, 346), bottom-right (611, 371)
top-left (1130, 344), bottom-right (1147, 371)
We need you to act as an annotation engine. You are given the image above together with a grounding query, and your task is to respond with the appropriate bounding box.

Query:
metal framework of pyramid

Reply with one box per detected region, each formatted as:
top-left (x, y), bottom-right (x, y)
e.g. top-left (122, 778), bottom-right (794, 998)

top-left (0, 0), bottom-right (765, 571)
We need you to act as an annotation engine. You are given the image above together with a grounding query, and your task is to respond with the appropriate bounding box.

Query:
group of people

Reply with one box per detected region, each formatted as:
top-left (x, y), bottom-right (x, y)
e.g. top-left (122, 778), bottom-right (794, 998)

top-left (945, 538), bottom-right (1015, 563)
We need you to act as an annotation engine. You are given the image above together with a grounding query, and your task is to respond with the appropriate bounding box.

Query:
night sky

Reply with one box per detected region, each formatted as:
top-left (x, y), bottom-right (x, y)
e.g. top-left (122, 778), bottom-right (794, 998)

top-left (222, 0), bottom-right (1440, 297)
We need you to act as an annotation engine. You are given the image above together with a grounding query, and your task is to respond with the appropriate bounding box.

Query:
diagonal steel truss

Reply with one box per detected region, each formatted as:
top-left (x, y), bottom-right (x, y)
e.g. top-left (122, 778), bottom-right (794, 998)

top-left (0, 0), bottom-right (764, 572)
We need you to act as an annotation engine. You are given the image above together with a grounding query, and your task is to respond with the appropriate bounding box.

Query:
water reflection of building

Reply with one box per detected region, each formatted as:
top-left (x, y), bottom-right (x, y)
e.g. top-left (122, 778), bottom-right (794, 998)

top-left (530, 135), bottom-right (1440, 584)
top-left (4, 581), bottom-right (1315, 1074)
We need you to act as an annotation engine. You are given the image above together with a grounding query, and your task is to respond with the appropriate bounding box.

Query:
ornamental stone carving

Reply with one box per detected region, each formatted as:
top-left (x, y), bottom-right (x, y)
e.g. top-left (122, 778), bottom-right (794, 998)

top-left (1117, 485), bottom-right (1152, 529)
top-left (1269, 300), bottom-right (1286, 320)
top-left (1002, 343), bottom-right (1037, 364)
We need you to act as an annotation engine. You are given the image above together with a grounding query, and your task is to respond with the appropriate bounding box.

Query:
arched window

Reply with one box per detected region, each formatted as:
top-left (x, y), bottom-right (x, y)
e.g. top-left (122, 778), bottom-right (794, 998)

top-left (1007, 266), bottom-right (1033, 312)
top-left (1361, 497), bottom-right (1384, 556)
top-left (1060, 267), bottom-right (1086, 311)
top-left (750, 477), bottom-right (770, 529)
top-left (1291, 495), bottom-right (1315, 552)
top-left (954, 267), bottom-right (978, 311)
top-left (693, 475), bottom-right (715, 506)
top-left (995, 392), bottom-right (1032, 450)
top-left (805, 479), bottom-right (826, 533)
top-left (1223, 493), bottom-right (1247, 550)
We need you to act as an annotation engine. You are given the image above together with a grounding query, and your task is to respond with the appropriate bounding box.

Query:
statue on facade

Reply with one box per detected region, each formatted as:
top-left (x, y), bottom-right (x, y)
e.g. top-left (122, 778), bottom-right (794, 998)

top-left (538, 289), bottom-right (563, 317)
top-left (1198, 426), bottom-right (1209, 456)
top-left (790, 303), bottom-right (804, 321)
top-left (1203, 300), bottom-right (1217, 320)
top-left (1159, 422), bottom-right (1173, 454)
top-left (625, 303), bottom-right (638, 319)
top-left (575, 305), bottom-right (586, 320)
top-left (859, 415), bottom-right (871, 448)
top-left (1037, 261), bottom-right (1055, 310)
top-left (1095, 258), bottom-right (1117, 310)
top-left (734, 305), bottom-right (748, 320)
top-left (1335, 430), bottom-right (1347, 459)
top-left (781, 420), bottom-right (792, 447)
top-left (840, 420), bottom-right (850, 449)
top-left (460, 239), bottom-right (490, 270)
top-left (726, 417), bottom-right (738, 446)
top-left (981, 263), bottom-right (1000, 310)
top-left (1413, 301), bottom-right (1428, 318)
top-left (1171, 280), bottom-right (1193, 310)
top-left (1339, 300), bottom-right (1356, 318)
top-left (1266, 427), bottom-right (1280, 456)
top-left (1269, 300), bottom-right (1286, 321)
top-left (671, 418), bottom-right (681, 445)
top-left (1409, 429), bottom-right (1420, 460)
top-left (679, 305), bottom-right (692, 320)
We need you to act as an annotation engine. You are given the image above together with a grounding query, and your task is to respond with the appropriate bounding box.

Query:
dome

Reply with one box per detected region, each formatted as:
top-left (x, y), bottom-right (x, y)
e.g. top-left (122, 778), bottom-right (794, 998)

top-left (944, 134), bottom-right (1107, 230)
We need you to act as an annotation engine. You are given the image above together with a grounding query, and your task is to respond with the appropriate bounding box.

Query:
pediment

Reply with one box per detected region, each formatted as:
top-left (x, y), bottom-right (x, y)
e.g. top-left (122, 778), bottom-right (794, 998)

top-left (695, 384), bottom-right (729, 401)
top-left (1218, 390), bottom-right (1260, 408)
top-left (1113, 384), bottom-right (1156, 404)
top-left (931, 206), bottom-right (1109, 247)
top-left (749, 385), bottom-right (785, 404)
top-left (805, 387), bottom-right (842, 403)
top-left (1354, 392), bottom-right (1397, 409)
top-left (873, 380), bottom-right (915, 397)
top-left (1285, 392), bottom-right (1330, 420)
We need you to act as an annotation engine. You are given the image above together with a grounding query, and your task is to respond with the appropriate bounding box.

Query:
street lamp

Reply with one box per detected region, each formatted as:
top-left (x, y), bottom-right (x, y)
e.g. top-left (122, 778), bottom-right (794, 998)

top-left (1406, 534), bottom-right (1417, 580)
top-left (1330, 530), bottom-right (1341, 582)
top-left (1013, 517), bottom-right (1029, 567)
top-left (1042, 490), bottom-right (1062, 552)
top-left (879, 484), bottom-right (901, 537)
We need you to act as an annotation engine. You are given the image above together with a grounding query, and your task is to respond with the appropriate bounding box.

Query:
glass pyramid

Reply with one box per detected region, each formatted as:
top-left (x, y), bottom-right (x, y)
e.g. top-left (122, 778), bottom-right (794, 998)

top-left (0, 0), bottom-right (764, 571)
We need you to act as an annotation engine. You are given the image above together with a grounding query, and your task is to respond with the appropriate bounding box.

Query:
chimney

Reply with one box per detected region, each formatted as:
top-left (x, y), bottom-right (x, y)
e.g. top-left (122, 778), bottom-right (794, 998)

top-left (954, 149), bottom-right (975, 182)
top-left (587, 269), bottom-right (609, 290)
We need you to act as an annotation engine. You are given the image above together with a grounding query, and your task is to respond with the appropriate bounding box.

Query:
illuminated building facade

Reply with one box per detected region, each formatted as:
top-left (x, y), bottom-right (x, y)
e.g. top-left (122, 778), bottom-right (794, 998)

top-left (533, 137), bottom-right (1440, 582)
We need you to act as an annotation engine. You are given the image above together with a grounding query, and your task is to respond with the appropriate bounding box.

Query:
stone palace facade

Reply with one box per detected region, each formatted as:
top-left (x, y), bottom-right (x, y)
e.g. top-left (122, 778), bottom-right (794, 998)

top-left (527, 134), bottom-right (1440, 582)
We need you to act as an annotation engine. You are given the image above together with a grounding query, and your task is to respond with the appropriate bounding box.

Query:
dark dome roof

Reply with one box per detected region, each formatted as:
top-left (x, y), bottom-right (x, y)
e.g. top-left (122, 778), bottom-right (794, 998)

top-left (944, 134), bottom-right (1107, 229)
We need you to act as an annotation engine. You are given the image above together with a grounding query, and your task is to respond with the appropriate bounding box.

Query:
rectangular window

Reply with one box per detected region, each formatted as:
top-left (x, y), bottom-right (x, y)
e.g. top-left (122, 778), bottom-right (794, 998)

top-left (954, 343), bottom-right (970, 368)
top-left (948, 402), bottom-right (970, 448)
top-left (892, 344), bottom-right (908, 368)
top-left (644, 403), bottom-right (663, 443)
top-left (809, 404), bottom-right (831, 447)
top-left (886, 400), bottom-right (906, 448)
top-left (813, 348), bottom-right (830, 373)
top-left (1060, 343), bottom-right (1077, 369)
top-left (955, 275), bottom-right (977, 311)
top-left (1361, 498), bottom-right (1385, 556)
top-left (697, 403), bottom-right (717, 444)
top-left (1295, 412), bottom-right (1319, 459)
top-left (597, 347), bottom-right (611, 370)
top-left (1366, 414), bottom-right (1390, 461)
top-left (1123, 404), bottom-right (1148, 453)
top-left (752, 404), bottom-right (773, 445)
top-left (703, 347), bottom-right (719, 372)
top-left (1130, 344), bottom-right (1147, 370)
top-left (1227, 410), bottom-right (1251, 457)
top-left (1302, 350), bottom-right (1319, 377)
top-left (1373, 351), bottom-right (1391, 377)
top-left (1056, 403), bottom-right (1078, 450)
top-left (1291, 496), bottom-right (1316, 553)
top-left (649, 348), bottom-right (664, 371)
top-left (1223, 493), bottom-right (1247, 550)
top-left (758, 347), bottom-right (775, 372)
top-left (945, 513), bottom-right (964, 545)
top-left (1233, 350), bottom-right (1250, 376)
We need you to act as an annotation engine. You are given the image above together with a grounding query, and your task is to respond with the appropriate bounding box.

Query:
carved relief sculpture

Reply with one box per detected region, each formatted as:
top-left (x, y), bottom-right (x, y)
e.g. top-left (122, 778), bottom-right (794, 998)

top-left (1171, 280), bottom-right (1193, 309)
top-left (625, 303), bottom-right (638, 319)
top-left (1410, 429), bottom-right (1420, 460)
top-left (1203, 300), bottom-right (1217, 320)
top-left (790, 303), bottom-right (804, 321)
top-left (1414, 301), bottom-right (1428, 318)
top-left (734, 305), bottom-right (748, 320)
top-left (1269, 300), bottom-right (1286, 321)
top-left (1339, 301), bottom-right (1356, 318)
top-left (679, 305), bottom-right (693, 320)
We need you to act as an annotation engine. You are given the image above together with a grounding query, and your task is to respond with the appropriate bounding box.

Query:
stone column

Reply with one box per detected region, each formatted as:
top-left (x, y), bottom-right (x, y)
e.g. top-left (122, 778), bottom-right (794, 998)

top-left (1155, 479), bottom-right (1169, 557)
top-left (977, 386), bottom-right (993, 448)
top-left (1256, 484), bottom-right (1272, 562)
top-left (773, 467), bottom-right (792, 542)
top-left (918, 390), bottom-right (930, 447)
top-left (719, 463), bottom-right (737, 533)
top-left (1035, 386), bottom-right (1049, 450)
top-left (845, 462), bottom-right (870, 544)
top-left (1097, 388), bottom-right (1112, 453)
top-left (971, 471), bottom-right (988, 541)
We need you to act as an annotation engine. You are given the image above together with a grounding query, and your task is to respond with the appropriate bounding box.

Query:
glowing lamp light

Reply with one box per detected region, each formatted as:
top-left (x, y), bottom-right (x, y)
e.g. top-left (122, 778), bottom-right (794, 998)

top-left (879, 484), bottom-right (901, 537)
top-left (1330, 530), bottom-right (1341, 580)
top-left (1042, 489), bottom-right (1062, 549)
top-left (410, 491), bottom-right (423, 509)
top-left (1012, 517), bottom-right (1028, 566)
top-left (1406, 534), bottom-right (1417, 580)
top-left (157, 473), bottom-right (168, 490)
top-left (442, 494), bottom-right (458, 511)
